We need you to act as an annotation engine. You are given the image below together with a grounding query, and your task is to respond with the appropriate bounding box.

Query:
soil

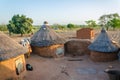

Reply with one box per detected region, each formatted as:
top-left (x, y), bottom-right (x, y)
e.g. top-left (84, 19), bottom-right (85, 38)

top-left (25, 54), bottom-right (120, 80)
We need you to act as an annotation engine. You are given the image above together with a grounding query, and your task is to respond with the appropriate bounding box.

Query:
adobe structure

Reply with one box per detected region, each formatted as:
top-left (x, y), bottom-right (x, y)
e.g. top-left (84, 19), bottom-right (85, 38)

top-left (77, 28), bottom-right (95, 39)
top-left (88, 28), bottom-right (119, 62)
top-left (0, 32), bottom-right (28, 80)
top-left (31, 21), bottom-right (65, 58)
top-left (65, 39), bottom-right (91, 56)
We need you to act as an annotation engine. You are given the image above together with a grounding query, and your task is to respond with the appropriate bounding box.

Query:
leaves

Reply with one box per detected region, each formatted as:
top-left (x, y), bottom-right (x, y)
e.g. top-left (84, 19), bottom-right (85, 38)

top-left (99, 13), bottom-right (120, 30)
top-left (85, 20), bottom-right (97, 28)
top-left (67, 23), bottom-right (75, 29)
top-left (7, 14), bottom-right (33, 36)
top-left (0, 24), bottom-right (7, 31)
top-left (108, 18), bottom-right (120, 30)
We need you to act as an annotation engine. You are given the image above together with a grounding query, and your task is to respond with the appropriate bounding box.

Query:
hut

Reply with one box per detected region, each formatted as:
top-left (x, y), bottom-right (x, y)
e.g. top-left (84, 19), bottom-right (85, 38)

top-left (31, 21), bottom-right (65, 58)
top-left (88, 28), bottom-right (119, 62)
top-left (0, 32), bottom-right (28, 80)
top-left (77, 28), bottom-right (95, 39)
top-left (65, 39), bottom-right (91, 56)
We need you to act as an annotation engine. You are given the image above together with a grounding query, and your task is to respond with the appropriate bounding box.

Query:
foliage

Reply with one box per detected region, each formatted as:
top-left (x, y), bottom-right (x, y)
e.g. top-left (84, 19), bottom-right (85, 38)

top-left (0, 24), bottom-right (8, 31)
top-left (85, 20), bottom-right (97, 28)
top-left (99, 13), bottom-right (120, 30)
top-left (107, 18), bottom-right (120, 30)
top-left (32, 25), bottom-right (40, 32)
top-left (67, 23), bottom-right (75, 29)
top-left (7, 14), bottom-right (33, 36)
top-left (51, 24), bottom-right (67, 30)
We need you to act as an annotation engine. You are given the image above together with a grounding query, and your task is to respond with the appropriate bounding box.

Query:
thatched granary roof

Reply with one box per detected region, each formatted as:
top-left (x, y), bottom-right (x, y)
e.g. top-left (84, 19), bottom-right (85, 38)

top-left (31, 24), bottom-right (65, 47)
top-left (88, 28), bottom-right (119, 52)
top-left (0, 32), bottom-right (28, 61)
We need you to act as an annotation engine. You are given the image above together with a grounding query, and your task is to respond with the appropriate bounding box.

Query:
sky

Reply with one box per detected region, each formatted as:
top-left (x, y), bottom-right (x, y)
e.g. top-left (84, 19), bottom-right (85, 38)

top-left (0, 0), bottom-right (120, 25)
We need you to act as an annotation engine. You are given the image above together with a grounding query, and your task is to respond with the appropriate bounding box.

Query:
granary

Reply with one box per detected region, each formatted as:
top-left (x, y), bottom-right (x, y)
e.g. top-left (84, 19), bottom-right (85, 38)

top-left (64, 39), bottom-right (91, 56)
top-left (30, 21), bottom-right (65, 58)
top-left (88, 28), bottom-right (119, 62)
top-left (0, 32), bottom-right (28, 80)
top-left (77, 28), bottom-right (95, 39)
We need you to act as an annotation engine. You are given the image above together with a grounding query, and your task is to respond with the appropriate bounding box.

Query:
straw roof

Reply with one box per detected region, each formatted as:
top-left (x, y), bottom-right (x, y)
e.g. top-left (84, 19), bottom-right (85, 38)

top-left (88, 28), bottom-right (119, 52)
top-left (31, 25), bottom-right (65, 47)
top-left (0, 32), bottom-right (28, 61)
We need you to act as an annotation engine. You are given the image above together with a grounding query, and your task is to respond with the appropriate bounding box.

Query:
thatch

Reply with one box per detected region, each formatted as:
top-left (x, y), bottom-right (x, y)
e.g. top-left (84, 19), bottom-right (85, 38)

top-left (0, 32), bottom-right (28, 61)
top-left (31, 25), bottom-right (65, 47)
top-left (88, 28), bottom-right (119, 52)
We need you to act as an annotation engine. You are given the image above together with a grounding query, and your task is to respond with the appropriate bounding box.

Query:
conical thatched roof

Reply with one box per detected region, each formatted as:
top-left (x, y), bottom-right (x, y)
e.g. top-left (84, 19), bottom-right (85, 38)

top-left (31, 24), bottom-right (65, 47)
top-left (0, 32), bottom-right (28, 61)
top-left (88, 28), bottom-right (119, 52)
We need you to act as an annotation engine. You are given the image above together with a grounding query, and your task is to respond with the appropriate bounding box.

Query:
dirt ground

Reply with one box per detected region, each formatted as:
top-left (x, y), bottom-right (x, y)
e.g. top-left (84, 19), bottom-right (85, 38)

top-left (25, 54), bottom-right (120, 80)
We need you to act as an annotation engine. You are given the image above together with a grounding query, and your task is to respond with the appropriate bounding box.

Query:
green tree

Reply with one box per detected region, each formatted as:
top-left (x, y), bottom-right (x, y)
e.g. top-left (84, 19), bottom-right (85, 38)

top-left (7, 14), bottom-right (33, 36)
top-left (0, 24), bottom-right (8, 31)
top-left (99, 13), bottom-right (120, 30)
top-left (85, 20), bottom-right (97, 28)
top-left (67, 23), bottom-right (75, 29)
top-left (108, 18), bottom-right (120, 30)
top-left (52, 24), bottom-right (66, 30)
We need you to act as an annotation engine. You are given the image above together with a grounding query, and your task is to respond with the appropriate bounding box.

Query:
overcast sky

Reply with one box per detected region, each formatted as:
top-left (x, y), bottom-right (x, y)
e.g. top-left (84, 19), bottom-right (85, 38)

top-left (0, 0), bottom-right (120, 25)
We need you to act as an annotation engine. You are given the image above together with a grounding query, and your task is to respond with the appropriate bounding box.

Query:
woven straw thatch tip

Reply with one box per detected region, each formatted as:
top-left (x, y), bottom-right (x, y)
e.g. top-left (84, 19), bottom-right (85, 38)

top-left (0, 32), bottom-right (28, 61)
top-left (88, 28), bottom-right (119, 52)
top-left (31, 24), bottom-right (65, 47)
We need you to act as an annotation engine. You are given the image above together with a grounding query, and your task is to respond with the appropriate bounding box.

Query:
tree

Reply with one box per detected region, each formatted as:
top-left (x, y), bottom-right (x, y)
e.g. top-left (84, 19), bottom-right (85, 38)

top-left (7, 14), bottom-right (33, 36)
top-left (0, 24), bottom-right (8, 31)
top-left (51, 24), bottom-right (66, 30)
top-left (85, 20), bottom-right (97, 28)
top-left (99, 13), bottom-right (120, 30)
top-left (108, 18), bottom-right (120, 30)
top-left (67, 23), bottom-right (75, 29)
